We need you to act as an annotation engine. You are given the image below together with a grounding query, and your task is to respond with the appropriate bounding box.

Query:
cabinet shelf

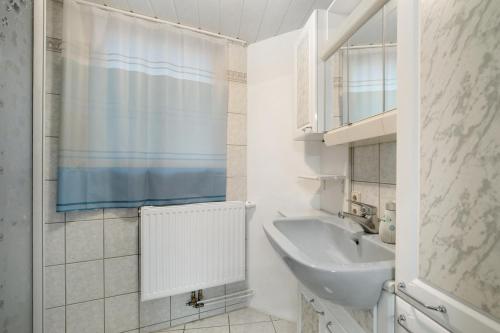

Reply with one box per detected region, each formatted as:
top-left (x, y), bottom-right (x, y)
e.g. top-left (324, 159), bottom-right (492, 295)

top-left (298, 174), bottom-right (345, 181)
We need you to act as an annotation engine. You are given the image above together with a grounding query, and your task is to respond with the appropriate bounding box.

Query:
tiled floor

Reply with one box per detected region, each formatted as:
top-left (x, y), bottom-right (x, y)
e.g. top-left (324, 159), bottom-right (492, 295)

top-left (157, 307), bottom-right (296, 333)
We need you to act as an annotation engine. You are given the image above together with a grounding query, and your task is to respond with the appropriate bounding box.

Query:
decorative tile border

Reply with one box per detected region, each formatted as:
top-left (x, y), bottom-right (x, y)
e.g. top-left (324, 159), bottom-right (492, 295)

top-left (47, 37), bottom-right (62, 53)
top-left (227, 70), bottom-right (247, 83)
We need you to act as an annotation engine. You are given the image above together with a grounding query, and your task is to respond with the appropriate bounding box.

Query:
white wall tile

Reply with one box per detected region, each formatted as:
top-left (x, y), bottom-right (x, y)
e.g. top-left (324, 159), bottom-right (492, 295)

top-left (228, 44), bottom-right (247, 72)
top-left (379, 141), bottom-right (396, 184)
top-left (44, 137), bottom-right (58, 180)
top-left (66, 299), bottom-right (104, 333)
top-left (46, 0), bottom-right (63, 39)
top-left (45, 93), bottom-right (61, 137)
top-left (66, 209), bottom-right (103, 222)
top-left (44, 180), bottom-right (65, 223)
top-left (45, 265), bottom-right (65, 309)
top-left (66, 219), bottom-right (103, 263)
top-left (226, 177), bottom-right (247, 201)
top-left (44, 223), bottom-right (65, 266)
top-left (352, 144), bottom-right (380, 183)
top-left (226, 302), bottom-right (248, 313)
top-left (171, 292), bottom-right (199, 319)
top-left (379, 184), bottom-right (396, 213)
top-left (351, 181), bottom-right (379, 216)
top-left (225, 281), bottom-right (248, 306)
top-left (104, 255), bottom-right (139, 297)
top-left (227, 145), bottom-right (246, 178)
top-left (66, 260), bottom-right (104, 304)
top-left (105, 293), bottom-right (140, 333)
top-left (227, 113), bottom-right (247, 145)
top-left (139, 295), bottom-right (171, 327)
top-left (46, 51), bottom-right (62, 95)
top-left (200, 308), bottom-right (226, 319)
top-left (104, 208), bottom-right (138, 219)
top-left (104, 217), bottom-right (139, 258)
top-left (200, 286), bottom-right (226, 313)
top-left (228, 81), bottom-right (247, 114)
top-left (139, 321), bottom-right (171, 333)
top-left (171, 314), bottom-right (200, 327)
top-left (45, 306), bottom-right (65, 333)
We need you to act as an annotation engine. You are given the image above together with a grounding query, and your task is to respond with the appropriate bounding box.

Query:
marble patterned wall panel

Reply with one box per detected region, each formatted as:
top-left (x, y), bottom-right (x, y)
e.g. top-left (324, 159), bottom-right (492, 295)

top-left (419, 0), bottom-right (500, 320)
top-left (0, 1), bottom-right (33, 332)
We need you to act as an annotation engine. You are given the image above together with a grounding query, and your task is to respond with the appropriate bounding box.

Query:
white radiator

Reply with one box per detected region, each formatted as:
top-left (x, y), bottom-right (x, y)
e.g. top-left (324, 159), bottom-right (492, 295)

top-left (140, 201), bottom-right (246, 301)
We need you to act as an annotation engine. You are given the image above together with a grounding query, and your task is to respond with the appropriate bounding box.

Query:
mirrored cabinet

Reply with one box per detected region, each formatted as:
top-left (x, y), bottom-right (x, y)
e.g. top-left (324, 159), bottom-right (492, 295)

top-left (323, 0), bottom-right (398, 146)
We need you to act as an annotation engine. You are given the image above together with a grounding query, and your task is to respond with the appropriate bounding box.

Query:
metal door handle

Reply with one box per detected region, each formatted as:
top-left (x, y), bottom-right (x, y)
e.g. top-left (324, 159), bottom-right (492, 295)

top-left (397, 314), bottom-right (413, 333)
top-left (397, 282), bottom-right (447, 313)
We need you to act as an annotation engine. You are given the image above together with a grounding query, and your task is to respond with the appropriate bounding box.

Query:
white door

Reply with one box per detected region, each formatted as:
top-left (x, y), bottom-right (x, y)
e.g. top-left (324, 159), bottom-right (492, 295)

top-left (396, 1), bottom-right (500, 333)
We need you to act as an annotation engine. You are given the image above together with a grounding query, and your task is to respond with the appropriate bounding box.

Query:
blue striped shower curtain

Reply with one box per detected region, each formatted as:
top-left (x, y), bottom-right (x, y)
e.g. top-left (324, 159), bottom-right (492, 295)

top-left (57, 1), bottom-right (228, 212)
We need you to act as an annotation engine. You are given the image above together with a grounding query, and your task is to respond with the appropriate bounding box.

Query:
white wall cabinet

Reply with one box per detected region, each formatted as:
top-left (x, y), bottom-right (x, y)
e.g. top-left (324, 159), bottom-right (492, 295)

top-left (294, 10), bottom-right (327, 141)
top-left (396, 1), bottom-right (500, 333)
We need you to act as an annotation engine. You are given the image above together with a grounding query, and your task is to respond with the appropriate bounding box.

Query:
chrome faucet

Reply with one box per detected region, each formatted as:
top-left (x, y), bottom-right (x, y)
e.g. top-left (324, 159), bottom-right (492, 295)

top-left (338, 200), bottom-right (379, 234)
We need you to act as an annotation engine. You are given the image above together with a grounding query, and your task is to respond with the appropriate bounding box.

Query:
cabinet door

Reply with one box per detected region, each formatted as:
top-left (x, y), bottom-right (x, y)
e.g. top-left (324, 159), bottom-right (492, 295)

top-left (295, 10), bottom-right (326, 136)
top-left (396, 297), bottom-right (450, 333)
top-left (397, 1), bottom-right (500, 333)
top-left (301, 294), bottom-right (320, 333)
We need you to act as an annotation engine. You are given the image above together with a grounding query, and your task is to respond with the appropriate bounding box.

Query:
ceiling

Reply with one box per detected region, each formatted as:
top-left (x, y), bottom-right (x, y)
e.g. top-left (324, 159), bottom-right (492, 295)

top-left (85, 0), bottom-right (334, 44)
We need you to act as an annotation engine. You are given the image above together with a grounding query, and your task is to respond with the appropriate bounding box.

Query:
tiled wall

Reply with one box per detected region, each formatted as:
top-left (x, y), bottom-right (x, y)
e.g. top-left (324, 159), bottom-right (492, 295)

top-left (350, 141), bottom-right (397, 218)
top-left (43, 1), bottom-right (248, 332)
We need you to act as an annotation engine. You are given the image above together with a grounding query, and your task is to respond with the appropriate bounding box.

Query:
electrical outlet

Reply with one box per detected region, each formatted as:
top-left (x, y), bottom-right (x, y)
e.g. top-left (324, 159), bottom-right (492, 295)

top-left (351, 191), bottom-right (361, 202)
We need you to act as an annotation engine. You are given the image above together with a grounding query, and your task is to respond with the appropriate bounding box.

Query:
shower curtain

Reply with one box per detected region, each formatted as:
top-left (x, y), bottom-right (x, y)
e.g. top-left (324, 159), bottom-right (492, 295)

top-left (57, 1), bottom-right (228, 212)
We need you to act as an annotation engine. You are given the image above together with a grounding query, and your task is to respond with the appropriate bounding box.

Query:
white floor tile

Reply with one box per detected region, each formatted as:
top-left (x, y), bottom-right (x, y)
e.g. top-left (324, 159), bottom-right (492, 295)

top-left (184, 327), bottom-right (229, 333)
top-left (228, 308), bottom-right (271, 325)
top-left (185, 313), bottom-right (228, 329)
top-left (230, 322), bottom-right (275, 333)
top-left (273, 320), bottom-right (297, 333)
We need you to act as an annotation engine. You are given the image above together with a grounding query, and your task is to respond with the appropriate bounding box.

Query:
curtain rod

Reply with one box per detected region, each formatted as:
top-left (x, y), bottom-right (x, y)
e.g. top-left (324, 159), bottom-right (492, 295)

top-left (73, 0), bottom-right (247, 45)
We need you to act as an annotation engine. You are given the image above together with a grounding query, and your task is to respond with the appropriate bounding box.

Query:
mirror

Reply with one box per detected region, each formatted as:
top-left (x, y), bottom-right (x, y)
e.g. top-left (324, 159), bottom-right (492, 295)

top-left (347, 9), bottom-right (384, 123)
top-left (384, 0), bottom-right (397, 112)
top-left (324, 0), bottom-right (398, 131)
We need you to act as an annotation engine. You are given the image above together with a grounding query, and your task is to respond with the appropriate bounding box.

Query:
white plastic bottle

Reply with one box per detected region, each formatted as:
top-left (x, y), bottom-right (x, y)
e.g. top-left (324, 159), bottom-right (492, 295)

top-left (380, 201), bottom-right (396, 244)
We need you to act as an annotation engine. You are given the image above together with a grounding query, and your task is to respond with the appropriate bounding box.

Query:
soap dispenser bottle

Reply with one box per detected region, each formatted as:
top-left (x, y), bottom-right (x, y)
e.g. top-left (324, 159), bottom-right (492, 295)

top-left (380, 201), bottom-right (396, 244)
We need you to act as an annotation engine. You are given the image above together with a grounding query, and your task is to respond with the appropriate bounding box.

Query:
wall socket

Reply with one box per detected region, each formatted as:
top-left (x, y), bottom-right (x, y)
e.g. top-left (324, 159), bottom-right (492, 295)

top-left (351, 191), bottom-right (361, 202)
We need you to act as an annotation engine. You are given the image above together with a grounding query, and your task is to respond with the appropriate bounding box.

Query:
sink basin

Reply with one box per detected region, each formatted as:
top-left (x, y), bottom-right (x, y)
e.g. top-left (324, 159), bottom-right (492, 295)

top-left (263, 215), bottom-right (394, 309)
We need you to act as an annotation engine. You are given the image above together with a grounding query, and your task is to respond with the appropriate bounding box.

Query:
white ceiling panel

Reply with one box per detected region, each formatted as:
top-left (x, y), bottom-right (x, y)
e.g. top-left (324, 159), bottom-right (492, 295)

top-left (198, 0), bottom-right (221, 33)
top-left (277, 0), bottom-right (315, 35)
top-left (173, 0), bottom-right (199, 28)
top-left (83, 0), bottom-right (334, 44)
top-left (328, 0), bottom-right (361, 15)
top-left (255, 0), bottom-right (291, 42)
top-left (128, 0), bottom-right (154, 17)
top-left (219, 0), bottom-right (244, 38)
top-left (106, 0), bottom-right (130, 11)
top-left (238, 0), bottom-right (269, 42)
top-left (148, 0), bottom-right (178, 22)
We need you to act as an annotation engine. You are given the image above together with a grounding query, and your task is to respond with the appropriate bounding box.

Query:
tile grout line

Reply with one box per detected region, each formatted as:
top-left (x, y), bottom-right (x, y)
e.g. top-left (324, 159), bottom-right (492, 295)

top-left (102, 209), bottom-right (106, 333)
top-left (64, 212), bottom-right (67, 333)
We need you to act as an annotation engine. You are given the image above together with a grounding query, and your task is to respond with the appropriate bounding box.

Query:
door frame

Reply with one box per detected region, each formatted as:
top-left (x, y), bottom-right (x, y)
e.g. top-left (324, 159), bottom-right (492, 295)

top-left (33, 0), bottom-right (46, 332)
top-left (395, 1), bottom-right (500, 332)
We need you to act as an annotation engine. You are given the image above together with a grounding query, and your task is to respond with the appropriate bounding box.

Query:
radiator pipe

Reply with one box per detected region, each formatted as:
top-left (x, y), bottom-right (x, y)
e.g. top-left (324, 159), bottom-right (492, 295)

top-left (195, 289), bottom-right (254, 307)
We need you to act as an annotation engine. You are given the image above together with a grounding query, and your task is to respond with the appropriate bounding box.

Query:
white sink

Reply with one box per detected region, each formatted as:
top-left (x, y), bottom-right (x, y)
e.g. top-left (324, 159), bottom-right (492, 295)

top-left (264, 215), bottom-right (395, 309)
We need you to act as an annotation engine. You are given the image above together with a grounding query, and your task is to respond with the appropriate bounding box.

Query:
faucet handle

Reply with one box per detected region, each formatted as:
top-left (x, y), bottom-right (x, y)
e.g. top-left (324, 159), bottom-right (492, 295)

top-left (347, 200), bottom-right (377, 215)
